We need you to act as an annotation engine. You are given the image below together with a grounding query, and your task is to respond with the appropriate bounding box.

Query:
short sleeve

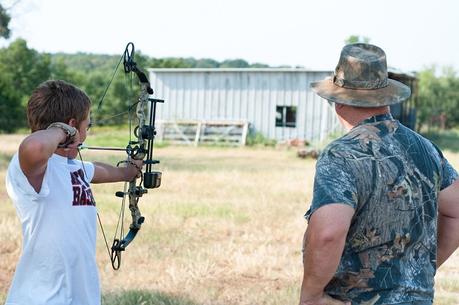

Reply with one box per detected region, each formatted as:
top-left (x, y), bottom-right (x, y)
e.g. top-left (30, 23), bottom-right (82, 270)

top-left (6, 153), bottom-right (50, 201)
top-left (68, 159), bottom-right (95, 183)
top-left (440, 157), bottom-right (458, 190)
top-left (82, 161), bottom-right (95, 183)
top-left (430, 142), bottom-right (458, 190)
top-left (305, 151), bottom-right (358, 221)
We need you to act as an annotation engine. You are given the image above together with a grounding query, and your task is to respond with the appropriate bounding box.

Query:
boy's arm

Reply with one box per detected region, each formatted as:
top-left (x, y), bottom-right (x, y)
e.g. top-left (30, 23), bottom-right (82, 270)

top-left (437, 179), bottom-right (459, 268)
top-left (91, 160), bottom-right (142, 184)
top-left (19, 128), bottom-right (71, 192)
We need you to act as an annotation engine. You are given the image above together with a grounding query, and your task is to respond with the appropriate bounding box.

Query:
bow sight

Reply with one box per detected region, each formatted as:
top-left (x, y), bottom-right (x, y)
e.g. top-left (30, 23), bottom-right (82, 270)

top-left (123, 42), bottom-right (163, 191)
top-left (125, 97), bottom-right (163, 190)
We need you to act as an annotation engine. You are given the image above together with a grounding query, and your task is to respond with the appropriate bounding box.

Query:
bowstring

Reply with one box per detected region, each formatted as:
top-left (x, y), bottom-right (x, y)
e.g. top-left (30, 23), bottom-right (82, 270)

top-left (77, 150), bottom-right (112, 260)
top-left (97, 54), bottom-right (124, 111)
top-left (95, 44), bottom-right (134, 125)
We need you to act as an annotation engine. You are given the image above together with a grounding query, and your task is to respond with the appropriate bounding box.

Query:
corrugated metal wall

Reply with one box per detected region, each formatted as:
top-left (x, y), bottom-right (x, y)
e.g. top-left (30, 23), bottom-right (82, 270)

top-left (149, 68), bottom-right (342, 142)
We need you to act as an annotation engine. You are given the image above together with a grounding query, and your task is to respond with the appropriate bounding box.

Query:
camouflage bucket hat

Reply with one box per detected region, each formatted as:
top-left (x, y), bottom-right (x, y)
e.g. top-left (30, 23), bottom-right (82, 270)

top-left (311, 43), bottom-right (411, 107)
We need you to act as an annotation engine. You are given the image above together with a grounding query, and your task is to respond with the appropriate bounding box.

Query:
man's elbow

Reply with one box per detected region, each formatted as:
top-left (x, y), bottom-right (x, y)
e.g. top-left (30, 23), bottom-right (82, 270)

top-left (439, 180), bottom-right (459, 218)
top-left (308, 227), bottom-right (348, 248)
top-left (306, 204), bottom-right (354, 247)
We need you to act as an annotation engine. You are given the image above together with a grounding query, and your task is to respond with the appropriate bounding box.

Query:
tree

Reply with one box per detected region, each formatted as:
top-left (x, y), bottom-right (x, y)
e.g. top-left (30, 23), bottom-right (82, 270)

top-left (344, 35), bottom-right (370, 45)
top-left (417, 65), bottom-right (459, 130)
top-left (0, 39), bottom-right (51, 131)
top-left (0, 2), bottom-right (11, 38)
top-left (220, 59), bottom-right (249, 68)
top-left (0, 73), bottom-right (22, 132)
top-left (195, 58), bottom-right (219, 68)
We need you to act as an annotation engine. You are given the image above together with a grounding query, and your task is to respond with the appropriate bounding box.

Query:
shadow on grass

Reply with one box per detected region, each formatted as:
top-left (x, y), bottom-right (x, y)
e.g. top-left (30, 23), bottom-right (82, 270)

top-left (102, 290), bottom-right (201, 305)
top-left (422, 129), bottom-right (459, 153)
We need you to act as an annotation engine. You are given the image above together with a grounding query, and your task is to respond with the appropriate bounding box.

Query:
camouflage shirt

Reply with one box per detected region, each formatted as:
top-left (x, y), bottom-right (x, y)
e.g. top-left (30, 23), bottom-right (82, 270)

top-left (305, 114), bottom-right (458, 305)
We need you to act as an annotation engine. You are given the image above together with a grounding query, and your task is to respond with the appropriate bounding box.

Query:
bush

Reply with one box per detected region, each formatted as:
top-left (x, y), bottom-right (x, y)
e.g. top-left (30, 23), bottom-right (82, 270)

top-left (246, 131), bottom-right (276, 147)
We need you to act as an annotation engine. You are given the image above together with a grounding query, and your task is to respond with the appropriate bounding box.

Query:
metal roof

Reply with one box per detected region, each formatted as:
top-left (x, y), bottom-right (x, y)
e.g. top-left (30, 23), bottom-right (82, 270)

top-left (149, 68), bottom-right (332, 73)
top-left (149, 67), bottom-right (416, 79)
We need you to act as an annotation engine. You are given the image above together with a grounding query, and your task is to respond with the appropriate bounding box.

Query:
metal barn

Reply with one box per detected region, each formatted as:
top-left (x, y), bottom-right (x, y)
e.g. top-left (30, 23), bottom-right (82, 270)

top-left (149, 68), bottom-right (341, 143)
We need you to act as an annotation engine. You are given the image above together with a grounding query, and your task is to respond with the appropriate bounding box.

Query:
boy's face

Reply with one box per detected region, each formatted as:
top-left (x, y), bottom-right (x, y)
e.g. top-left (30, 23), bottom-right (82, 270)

top-left (64, 113), bottom-right (91, 159)
top-left (77, 114), bottom-right (91, 144)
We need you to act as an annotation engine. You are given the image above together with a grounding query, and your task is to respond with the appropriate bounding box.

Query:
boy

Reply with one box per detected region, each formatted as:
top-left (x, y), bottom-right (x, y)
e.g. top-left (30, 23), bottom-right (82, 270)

top-left (5, 80), bottom-right (141, 305)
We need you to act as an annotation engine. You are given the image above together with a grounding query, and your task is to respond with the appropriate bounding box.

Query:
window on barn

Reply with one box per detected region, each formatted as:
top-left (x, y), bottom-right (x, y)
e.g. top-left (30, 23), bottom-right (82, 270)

top-left (275, 106), bottom-right (297, 128)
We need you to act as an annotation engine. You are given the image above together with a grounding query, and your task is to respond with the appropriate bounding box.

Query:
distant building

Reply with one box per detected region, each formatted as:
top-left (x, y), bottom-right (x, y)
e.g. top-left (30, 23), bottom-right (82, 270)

top-left (149, 68), bottom-right (417, 143)
top-left (388, 69), bottom-right (418, 130)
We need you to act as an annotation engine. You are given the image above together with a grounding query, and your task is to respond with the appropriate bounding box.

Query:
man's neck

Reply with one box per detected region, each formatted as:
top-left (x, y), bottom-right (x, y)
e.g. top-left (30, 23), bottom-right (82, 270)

top-left (336, 105), bottom-right (390, 131)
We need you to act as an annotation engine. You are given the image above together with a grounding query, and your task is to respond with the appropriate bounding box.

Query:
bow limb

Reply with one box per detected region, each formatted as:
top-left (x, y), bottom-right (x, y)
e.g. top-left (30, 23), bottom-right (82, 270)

top-left (110, 176), bottom-right (145, 270)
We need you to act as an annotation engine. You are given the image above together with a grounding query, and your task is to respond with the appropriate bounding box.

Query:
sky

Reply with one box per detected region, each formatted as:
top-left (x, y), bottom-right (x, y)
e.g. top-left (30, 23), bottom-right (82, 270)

top-left (2, 0), bottom-right (459, 73)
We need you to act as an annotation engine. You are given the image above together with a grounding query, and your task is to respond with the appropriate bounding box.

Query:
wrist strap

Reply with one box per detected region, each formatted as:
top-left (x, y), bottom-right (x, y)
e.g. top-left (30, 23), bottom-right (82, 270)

top-left (47, 122), bottom-right (77, 147)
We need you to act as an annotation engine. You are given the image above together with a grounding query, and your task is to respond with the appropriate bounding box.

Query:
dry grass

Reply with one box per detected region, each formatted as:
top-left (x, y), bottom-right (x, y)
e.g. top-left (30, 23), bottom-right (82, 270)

top-left (0, 135), bottom-right (458, 304)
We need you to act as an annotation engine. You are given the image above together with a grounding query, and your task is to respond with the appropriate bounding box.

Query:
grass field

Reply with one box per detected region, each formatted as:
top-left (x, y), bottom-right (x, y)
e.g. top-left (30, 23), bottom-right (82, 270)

top-left (1, 130), bottom-right (459, 305)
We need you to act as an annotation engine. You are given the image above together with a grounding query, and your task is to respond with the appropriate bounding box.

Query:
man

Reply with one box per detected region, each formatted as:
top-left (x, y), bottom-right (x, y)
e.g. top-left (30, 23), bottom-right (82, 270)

top-left (5, 80), bottom-right (142, 305)
top-left (299, 43), bottom-right (459, 305)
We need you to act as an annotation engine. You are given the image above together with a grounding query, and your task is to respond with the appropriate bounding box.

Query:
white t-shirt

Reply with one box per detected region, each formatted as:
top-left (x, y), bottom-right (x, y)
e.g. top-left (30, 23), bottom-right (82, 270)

top-left (5, 153), bottom-right (100, 305)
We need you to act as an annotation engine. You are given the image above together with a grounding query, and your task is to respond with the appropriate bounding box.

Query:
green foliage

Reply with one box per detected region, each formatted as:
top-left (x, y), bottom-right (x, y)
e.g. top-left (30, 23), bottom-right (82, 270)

top-left (417, 66), bottom-right (459, 129)
top-left (84, 125), bottom-right (130, 147)
top-left (51, 52), bottom-right (119, 73)
top-left (0, 73), bottom-right (22, 132)
top-left (220, 58), bottom-right (250, 68)
top-left (46, 52), bottom-right (272, 125)
top-left (0, 39), bottom-right (51, 94)
top-left (0, 2), bottom-right (10, 38)
top-left (49, 52), bottom-right (130, 125)
top-left (0, 38), bottom-right (274, 133)
top-left (0, 39), bottom-right (51, 131)
top-left (82, 125), bottom-right (168, 150)
top-left (344, 35), bottom-right (370, 44)
top-left (246, 131), bottom-right (276, 147)
top-left (195, 58), bottom-right (220, 68)
top-left (150, 57), bottom-right (196, 68)
top-left (250, 62), bottom-right (270, 68)
top-left (148, 56), bottom-right (266, 69)
top-left (422, 128), bottom-right (459, 153)
top-left (102, 290), bottom-right (199, 305)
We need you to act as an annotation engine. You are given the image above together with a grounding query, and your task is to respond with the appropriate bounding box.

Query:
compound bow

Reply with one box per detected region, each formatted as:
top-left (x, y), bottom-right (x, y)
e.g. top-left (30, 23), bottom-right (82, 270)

top-left (80, 42), bottom-right (163, 270)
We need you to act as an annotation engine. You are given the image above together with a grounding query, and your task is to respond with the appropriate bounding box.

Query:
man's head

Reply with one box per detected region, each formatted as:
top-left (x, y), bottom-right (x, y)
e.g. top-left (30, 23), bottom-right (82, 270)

top-left (311, 43), bottom-right (411, 108)
top-left (27, 80), bottom-right (91, 132)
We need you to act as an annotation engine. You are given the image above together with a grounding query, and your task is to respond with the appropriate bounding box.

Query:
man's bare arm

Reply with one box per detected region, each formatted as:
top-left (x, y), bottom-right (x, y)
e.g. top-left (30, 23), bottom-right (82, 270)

top-left (300, 204), bottom-right (354, 305)
top-left (437, 179), bottom-right (459, 268)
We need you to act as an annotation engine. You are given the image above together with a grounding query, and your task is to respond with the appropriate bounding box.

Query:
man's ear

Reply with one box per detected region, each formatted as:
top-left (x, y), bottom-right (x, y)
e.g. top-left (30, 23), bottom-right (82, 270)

top-left (67, 118), bottom-right (78, 128)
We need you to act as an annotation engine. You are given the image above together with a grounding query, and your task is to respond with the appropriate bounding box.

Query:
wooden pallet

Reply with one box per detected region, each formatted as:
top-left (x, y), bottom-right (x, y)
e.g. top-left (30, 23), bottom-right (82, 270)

top-left (156, 120), bottom-right (249, 146)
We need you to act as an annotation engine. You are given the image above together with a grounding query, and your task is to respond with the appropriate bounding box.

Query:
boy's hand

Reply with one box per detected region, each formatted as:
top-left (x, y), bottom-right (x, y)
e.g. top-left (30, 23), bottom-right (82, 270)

top-left (126, 159), bottom-right (144, 181)
top-left (64, 129), bottom-right (80, 150)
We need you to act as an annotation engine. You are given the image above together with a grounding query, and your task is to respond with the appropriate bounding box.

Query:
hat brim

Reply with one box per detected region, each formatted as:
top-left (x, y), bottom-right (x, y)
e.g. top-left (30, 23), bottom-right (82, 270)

top-left (311, 78), bottom-right (411, 107)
